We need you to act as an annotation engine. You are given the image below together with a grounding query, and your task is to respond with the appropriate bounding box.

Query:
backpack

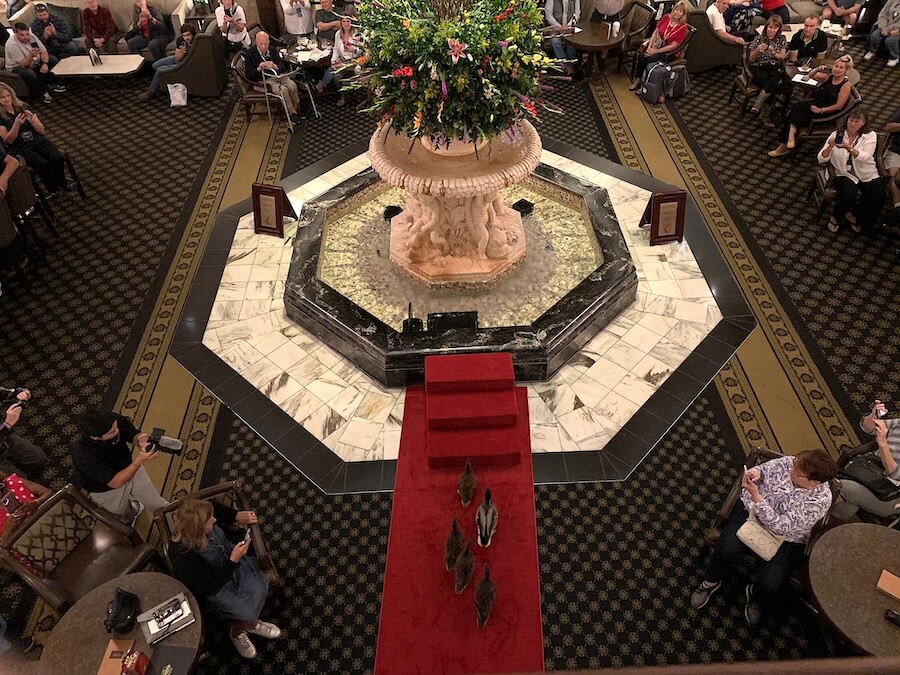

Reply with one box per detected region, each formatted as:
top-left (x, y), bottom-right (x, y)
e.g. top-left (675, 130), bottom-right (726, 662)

top-left (668, 64), bottom-right (690, 100)
top-left (640, 62), bottom-right (673, 104)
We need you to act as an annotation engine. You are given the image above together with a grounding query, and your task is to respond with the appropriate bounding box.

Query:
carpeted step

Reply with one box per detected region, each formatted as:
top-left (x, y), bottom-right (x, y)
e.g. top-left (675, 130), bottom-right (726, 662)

top-left (424, 352), bottom-right (515, 393)
top-left (425, 388), bottom-right (519, 430)
top-left (426, 422), bottom-right (521, 469)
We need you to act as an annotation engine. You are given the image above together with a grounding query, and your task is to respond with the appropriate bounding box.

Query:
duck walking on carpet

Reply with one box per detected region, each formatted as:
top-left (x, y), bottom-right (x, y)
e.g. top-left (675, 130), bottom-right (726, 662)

top-left (475, 564), bottom-right (496, 629)
top-left (454, 541), bottom-right (475, 595)
top-left (476, 488), bottom-right (498, 547)
top-left (444, 517), bottom-right (466, 572)
top-left (458, 459), bottom-right (477, 508)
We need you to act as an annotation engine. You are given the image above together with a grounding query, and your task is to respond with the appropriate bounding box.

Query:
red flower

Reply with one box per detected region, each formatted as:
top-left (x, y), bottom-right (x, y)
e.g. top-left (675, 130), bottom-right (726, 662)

top-left (392, 66), bottom-right (414, 78)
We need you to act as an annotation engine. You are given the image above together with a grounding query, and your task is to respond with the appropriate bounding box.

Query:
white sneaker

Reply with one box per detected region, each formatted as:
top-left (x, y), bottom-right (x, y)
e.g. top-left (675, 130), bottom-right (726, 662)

top-left (230, 631), bottom-right (257, 659)
top-left (888, 58), bottom-right (899, 67)
top-left (42, 92), bottom-right (52, 104)
top-left (247, 621), bottom-right (282, 639)
top-left (863, 51), bottom-right (875, 61)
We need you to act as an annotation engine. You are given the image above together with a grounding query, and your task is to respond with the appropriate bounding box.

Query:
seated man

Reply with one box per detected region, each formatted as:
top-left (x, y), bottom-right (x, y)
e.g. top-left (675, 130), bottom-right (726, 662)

top-left (82, 0), bottom-right (124, 55)
top-left (3, 23), bottom-right (63, 104)
top-left (544, 0), bottom-right (580, 77)
top-left (30, 3), bottom-right (82, 59)
top-left (788, 15), bottom-right (828, 62)
top-left (0, 387), bottom-right (48, 480)
top-left (127, 0), bottom-right (170, 62)
top-left (706, 0), bottom-right (746, 46)
top-left (215, 0), bottom-right (250, 53)
top-left (822, 0), bottom-right (862, 32)
top-left (140, 23), bottom-right (195, 100)
top-left (71, 409), bottom-right (169, 523)
top-left (314, 0), bottom-right (341, 46)
top-left (245, 31), bottom-right (302, 123)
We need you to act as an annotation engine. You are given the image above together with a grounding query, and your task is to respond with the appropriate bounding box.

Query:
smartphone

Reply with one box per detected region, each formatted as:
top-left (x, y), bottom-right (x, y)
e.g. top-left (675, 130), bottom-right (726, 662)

top-left (743, 464), bottom-right (748, 476)
top-left (243, 529), bottom-right (252, 544)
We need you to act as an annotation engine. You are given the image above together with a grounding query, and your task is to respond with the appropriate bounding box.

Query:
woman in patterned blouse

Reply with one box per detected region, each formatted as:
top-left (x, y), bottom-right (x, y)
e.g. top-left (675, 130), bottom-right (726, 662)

top-left (690, 449), bottom-right (836, 625)
top-left (747, 16), bottom-right (788, 117)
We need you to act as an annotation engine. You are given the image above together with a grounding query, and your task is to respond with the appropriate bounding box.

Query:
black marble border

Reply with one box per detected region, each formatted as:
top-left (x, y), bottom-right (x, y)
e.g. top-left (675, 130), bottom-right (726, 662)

top-left (171, 139), bottom-right (755, 494)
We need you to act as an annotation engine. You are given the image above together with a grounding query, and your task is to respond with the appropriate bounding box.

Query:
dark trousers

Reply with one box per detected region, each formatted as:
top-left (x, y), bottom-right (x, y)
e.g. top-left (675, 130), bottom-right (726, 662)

top-left (779, 98), bottom-right (826, 142)
top-left (751, 64), bottom-right (783, 94)
top-left (0, 433), bottom-right (48, 479)
top-left (12, 55), bottom-right (59, 98)
top-left (632, 51), bottom-right (667, 81)
top-left (833, 175), bottom-right (887, 229)
top-left (127, 34), bottom-right (169, 62)
top-left (22, 136), bottom-right (66, 193)
top-left (762, 5), bottom-right (790, 23)
top-left (703, 501), bottom-right (806, 609)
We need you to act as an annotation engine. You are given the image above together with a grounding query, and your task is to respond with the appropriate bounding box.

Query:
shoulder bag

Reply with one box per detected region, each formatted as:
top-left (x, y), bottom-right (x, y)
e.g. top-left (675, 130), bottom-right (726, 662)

top-left (737, 508), bottom-right (784, 561)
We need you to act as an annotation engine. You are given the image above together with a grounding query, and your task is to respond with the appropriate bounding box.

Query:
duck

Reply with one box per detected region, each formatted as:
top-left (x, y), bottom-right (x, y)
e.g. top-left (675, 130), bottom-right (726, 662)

top-left (457, 459), bottom-right (477, 508)
top-left (444, 517), bottom-right (465, 572)
top-left (475, 563), bottom-right (496, 629)
top-left (475, 488), bottom-right (498, 547)
top-left (454, 541), bottom-right (475, 595)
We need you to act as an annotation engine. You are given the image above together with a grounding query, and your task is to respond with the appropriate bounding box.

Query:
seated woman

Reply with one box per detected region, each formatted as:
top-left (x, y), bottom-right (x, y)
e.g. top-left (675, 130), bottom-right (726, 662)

top-left (316, 16), bottom-right (358, 107)
top-left (817, 108), bottom-right (884, 233)
top-left (836, 401), bottom-right (900, 518)
top-left (170, 499), bottom-right (282, 660)
top-left (747, 16), bottom-right (787, 116)
top-left (691, 449), bottom-right (837, 625)
top-left (0, 82), bottom-right (66, 194)
top-left (629, 0), bottom-right (689, 91)
top-left (768, 54), bottom-right (853, 157)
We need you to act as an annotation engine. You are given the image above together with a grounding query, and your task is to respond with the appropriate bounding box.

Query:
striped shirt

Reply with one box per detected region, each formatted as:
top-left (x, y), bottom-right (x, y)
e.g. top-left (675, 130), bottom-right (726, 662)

top-left (741, 456), bottom-right (832, 544)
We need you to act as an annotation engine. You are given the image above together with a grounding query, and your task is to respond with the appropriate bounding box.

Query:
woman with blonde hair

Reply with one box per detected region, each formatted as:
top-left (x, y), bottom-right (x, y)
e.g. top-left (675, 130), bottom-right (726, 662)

top-left (629, 0), bottom-right (690, 90)
top-left (170, 498), bottom-right (281, 660)
top-left (0, 82), bottom-right (66, 194)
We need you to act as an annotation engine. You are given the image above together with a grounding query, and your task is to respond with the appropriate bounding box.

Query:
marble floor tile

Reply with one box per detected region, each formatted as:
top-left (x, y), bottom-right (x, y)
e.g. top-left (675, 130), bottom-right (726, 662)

top-left (310, 344), bottom-right (344, 370)
top-left (306, 371), bottom-right (351, 405)
top-left (241, 358), bottom-right (287, 392)
top-left (614, 372), bottom-right (658, 407)
top-left (386, 400), bottom-right (405, 430)
top-left (227, 249), bottom-right (256, 265)
top-left (666, 322), bottom-right (708, 351)
top-left (286, 354), bottom-right (329, 386)
top-left (649, 338), bottom-right (693, 370)
top-left (637, 313), bottom-right (680, 337)
top-left (647, 279), bottom-right (684, 299)
top-left (248, 264), bottom-right (281, 282)
top-left (536, 381), bottom-right (584, 416)
top-left (213, 282), bottom-right (248, 302)
top-left (677, 277), bottom-right (713, 300)
top-left (641, 262), bottom-right (676, 282)
top-left (383, 428), bottom-right (401, 460)
top-left (604, 341), bottom-right (647, 371)
top-left (329, 384), bottom-right (367, 420)
top-left (269, 376), bottom-right (304, 406)
top-left (527, 394), bottom-right (558, 425)
top-left (248, 330), bottom-right (290, 356)
top-left (674, 298), bottom-right (710, 325)
top-left (202, 331), bottom-right (220, 351)
top-left (620, 324), bottom-right (664, 352)
top-left (340, 418), bottom-right (382, 450)
top-left (355, 390), bottom-right (396, 423)
top-left (584, 356), bottom-right (629, 390)
top-left (210, 301), bottom-right (242, 323)
top-left (301, 405), bottom-right (346, 439)
top-left (557, 406), bottom-right (615, 444)
top-left (268, 341), bottom-right (310, 372)
top-left (253, 248), bottom-right (283, 265)
top-left (221, 265), bottom-right (253, 282)
top-left (281, 388), bottom-right (326, 424)
top-left (593, 390), bottom-right (641, 427)
top-left (530, 424), bottom-right (561, 452)
top-left (632, 354), bottom-right (674, 388)
top-left (245, 281), bottom-right (277, 301)
top-left (219, 342), bottom-right (265, 372)
top-left (570, 375), bottom-right (611, 409)
top-left (238, 299), bottom-right (271, 321)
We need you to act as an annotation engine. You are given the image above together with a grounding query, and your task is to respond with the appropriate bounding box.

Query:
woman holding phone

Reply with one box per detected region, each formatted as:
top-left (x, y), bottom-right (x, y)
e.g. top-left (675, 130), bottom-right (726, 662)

top-left (170, 499), bottom-right (281, 659)
top-left (690, 449), bottom-right (836, 625)
top-left (0, 82), bottom-right (66, 194)
top-left (629, 0), bottom-right (690, 90)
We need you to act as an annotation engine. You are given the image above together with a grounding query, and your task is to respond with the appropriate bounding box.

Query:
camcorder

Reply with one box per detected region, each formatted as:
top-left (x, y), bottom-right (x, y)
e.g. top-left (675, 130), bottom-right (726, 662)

top-left (145, 428), bottom-right (184, 456)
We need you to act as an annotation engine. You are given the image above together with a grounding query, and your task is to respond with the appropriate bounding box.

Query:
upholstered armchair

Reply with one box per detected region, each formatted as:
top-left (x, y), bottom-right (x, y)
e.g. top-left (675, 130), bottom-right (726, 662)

top-left (157, 21), bottom-right (228, 98)
top-left (0, 485), bottom-right (159, 614)
top-left (685, 7), bottom-right (743, 73)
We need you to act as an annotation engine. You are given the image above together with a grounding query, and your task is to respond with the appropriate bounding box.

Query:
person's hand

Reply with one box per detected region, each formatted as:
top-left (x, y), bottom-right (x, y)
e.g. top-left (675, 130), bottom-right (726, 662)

top-left (235, 510), bottom-right (258, 526)
top-left (811, 105), bottom-right (822, 114)
top-left (742, 472), bottom-right (762, 501)
top-left (39, 63), bottom-right (48, 74)
top-left (96, 37), bottom-right (105, 47)
top-left (43, 26), bottom-right (53, 39)
top-left (758, 43), bottom-right (768, 52)
top-left (0, 176), bottom-right (8, 196)
top-left (135, 432), bottom-right (150, 452)
top-left (229, 537), bottom-right (250, 562)
top-left (882, 28), bottom-right (890, 36)
top-left (135, 447), bottom-right (160, 464)
top-left (646, 46), bottom-right (656, 56)
top-left (746, 467), bottom-right (761, 482)
top-left (875, 418), bottom-right (889, 442)
top-left (4, 403), bottom-right (22, 427)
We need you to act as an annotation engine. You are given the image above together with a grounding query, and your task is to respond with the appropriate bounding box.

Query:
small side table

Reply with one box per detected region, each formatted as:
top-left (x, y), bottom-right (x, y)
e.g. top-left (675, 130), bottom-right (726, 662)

top-left (39, 572), bottom-right (204, 673)
top-left (564, 20), bottom-right (626, 80)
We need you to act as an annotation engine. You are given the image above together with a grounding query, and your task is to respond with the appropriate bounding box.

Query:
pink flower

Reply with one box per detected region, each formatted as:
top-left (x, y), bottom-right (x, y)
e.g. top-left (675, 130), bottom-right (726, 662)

top-left (447, 38), bottom-right (468, 65)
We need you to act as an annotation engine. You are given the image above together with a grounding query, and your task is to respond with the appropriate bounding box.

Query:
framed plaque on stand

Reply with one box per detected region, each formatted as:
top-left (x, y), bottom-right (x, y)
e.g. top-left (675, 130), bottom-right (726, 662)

top-left (640, 189), bottom-right (686, 245)
top-left (252, 183), bottom-right (297, 238)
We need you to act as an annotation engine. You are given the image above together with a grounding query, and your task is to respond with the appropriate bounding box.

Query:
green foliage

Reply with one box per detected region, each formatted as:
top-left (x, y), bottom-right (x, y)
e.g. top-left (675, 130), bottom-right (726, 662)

top-left (353, 0), bottom-right (556, 145)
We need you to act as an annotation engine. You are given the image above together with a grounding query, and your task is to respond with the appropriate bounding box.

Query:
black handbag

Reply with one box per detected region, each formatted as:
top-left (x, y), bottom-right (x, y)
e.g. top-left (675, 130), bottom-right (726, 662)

top-left (105, 587), bottom-right (140, 634)
top-left (839, 453), bottom-right (900, 502)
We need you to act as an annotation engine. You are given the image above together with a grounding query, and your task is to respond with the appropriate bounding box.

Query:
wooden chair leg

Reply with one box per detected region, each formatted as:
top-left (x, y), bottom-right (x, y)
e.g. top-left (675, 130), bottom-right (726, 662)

top-left (729, 83), bottom-right (737, 102)
top-left (63, 153), bottom-right (86, 201)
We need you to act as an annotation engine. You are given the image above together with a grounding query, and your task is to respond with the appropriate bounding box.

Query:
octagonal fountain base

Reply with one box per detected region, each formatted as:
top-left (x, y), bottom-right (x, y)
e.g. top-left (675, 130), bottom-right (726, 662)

top-left (283, 162), bottom-right (638, 387)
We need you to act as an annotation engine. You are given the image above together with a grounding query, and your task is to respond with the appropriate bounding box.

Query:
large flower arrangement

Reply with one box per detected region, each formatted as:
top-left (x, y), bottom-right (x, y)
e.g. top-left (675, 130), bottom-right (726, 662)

top-left (352, 0), bottom-right (563, 147)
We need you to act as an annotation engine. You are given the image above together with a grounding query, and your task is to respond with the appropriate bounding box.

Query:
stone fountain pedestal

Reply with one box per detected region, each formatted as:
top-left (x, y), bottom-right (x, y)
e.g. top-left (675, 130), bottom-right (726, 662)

top-left (368, 121), bottom-right (542, 287)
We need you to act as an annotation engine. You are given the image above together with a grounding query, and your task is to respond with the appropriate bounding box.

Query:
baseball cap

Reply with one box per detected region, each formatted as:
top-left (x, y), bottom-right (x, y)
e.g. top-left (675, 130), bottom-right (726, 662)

top-left (34, 3), bottom-right (49, 10)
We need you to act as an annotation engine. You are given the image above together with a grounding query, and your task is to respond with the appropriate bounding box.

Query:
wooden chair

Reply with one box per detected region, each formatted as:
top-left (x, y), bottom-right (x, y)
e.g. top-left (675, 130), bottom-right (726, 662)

top-left (152, 479), bottom-right (281, 591)
top-left (728, 45), bottom-right (762, 116)
top-left (835, 438), bottom-right (900, 529)
top-left (0, 485), bottom-right (159, 614)
top-left (667, 24), bottom-right (697, 70)
top-left (618, 1), bottom-right (656, 73)
top-left (7, 158), bottom-right (56, 243)
top-left (701, 447), bottom-right (842, 601)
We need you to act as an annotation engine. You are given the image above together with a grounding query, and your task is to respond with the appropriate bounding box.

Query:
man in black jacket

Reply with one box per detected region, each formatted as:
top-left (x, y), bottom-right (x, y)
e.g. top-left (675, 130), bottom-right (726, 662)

top-left (0, 386), bottom-right (47, 478)
top-left (244, 31), bottom-right (302, 123)
top-left (71, 409), bottom-right (168, 523)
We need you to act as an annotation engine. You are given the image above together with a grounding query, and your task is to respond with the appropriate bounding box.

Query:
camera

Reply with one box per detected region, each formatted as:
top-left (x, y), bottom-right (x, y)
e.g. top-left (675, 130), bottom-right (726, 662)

top-left (146, 428), bottom-right (183, 456)
top-left (224, 7), bottom-right (234, 17)
top-left (1, 387), bottom-right (31, 405)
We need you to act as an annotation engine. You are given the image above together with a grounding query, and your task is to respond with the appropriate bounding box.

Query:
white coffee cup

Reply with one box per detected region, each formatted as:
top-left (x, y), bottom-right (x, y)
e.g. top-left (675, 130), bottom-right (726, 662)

top-left (821, 19), bottom-right (831, 29)
top-left (612, 20), bottom-right (621, 37)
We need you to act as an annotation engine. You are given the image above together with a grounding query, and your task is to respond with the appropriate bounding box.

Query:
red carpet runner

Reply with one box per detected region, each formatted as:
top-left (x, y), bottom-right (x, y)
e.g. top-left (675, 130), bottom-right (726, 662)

top-left (375, 384), bottom-right (544, 674)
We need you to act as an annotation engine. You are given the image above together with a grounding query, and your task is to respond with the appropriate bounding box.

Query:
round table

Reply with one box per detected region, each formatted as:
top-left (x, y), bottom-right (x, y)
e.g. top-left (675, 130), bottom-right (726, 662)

top-left (809, 523), bottom-right (900, 656)
top-left (39, 572), bottom-right (204, 673)
top-left (563, 20), bottom-right (626, 80)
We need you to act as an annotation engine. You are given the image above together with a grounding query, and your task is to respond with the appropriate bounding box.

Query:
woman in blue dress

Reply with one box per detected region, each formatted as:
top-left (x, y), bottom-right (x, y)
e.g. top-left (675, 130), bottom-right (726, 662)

top-left (170, 499), bottom-right (281, 659)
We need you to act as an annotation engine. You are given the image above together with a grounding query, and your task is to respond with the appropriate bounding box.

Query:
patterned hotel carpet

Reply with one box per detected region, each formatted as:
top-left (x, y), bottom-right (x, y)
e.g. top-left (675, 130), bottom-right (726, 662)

top-left (671, 42), bottom-right (899, 418)
top-left (0, 80), bottom-right (229, 634)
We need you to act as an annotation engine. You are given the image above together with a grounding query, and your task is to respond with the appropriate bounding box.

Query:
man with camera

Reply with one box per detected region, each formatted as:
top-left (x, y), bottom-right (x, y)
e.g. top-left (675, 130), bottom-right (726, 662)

top-left (215, 0), bottom-right (250, 53)
top-left (72, 409), bottom-right (170, 524)
top-left (0, 387), bottom-right (48, 479)
top-left (30, 4), bottom-right (83, 59)
top-left (3, 23), bottom-right (64, 104)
